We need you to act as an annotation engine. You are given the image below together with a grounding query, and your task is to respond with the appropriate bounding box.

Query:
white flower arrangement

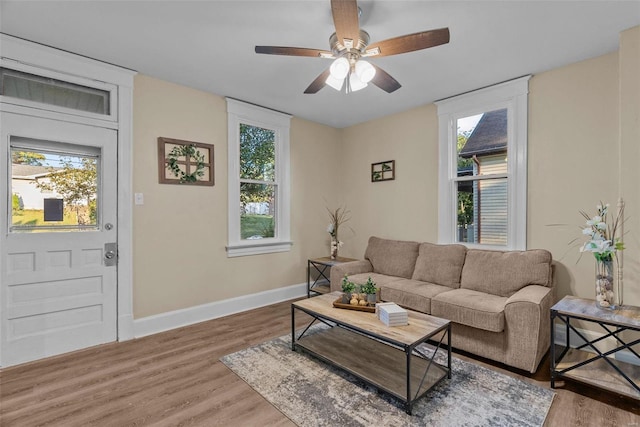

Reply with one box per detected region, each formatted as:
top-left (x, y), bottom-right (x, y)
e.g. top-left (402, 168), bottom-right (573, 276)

top-left (579, 202), bottom-right (624, 262)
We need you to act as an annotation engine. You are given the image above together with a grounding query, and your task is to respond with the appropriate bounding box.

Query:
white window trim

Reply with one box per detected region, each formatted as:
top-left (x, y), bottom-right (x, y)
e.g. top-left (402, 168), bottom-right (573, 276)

top-left (226, 98), bottom-right (292, 257)
top-left (436, 76), bottom-right (530, 251)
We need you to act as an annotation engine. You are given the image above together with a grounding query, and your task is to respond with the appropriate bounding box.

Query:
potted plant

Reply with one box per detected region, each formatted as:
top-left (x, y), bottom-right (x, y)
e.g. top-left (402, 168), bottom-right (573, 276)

top-left (361, 277), bottom-right (378, 304)
top-left (341, 275), bottom-right (356, 303)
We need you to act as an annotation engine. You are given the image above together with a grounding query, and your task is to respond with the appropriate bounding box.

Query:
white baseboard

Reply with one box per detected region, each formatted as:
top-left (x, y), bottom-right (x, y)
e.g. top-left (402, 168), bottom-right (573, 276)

top-left (133, 282), bottom-right (307, 338)
top-left (118, 313), bottom-right (134, 341)
top-left (554, 323), bottom-right (640, 366)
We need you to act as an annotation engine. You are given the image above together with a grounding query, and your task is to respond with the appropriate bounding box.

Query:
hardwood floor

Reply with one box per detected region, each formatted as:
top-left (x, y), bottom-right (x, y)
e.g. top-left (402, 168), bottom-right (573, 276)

top-left (1, 299), bottom-right (638, 426)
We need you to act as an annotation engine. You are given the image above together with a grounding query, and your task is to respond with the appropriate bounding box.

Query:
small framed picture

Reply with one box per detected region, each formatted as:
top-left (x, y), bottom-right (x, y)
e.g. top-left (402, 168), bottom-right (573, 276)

top-left (371, 160), bottom-right (395, 182)
top-left (158, 137), bottom-right (214, 186)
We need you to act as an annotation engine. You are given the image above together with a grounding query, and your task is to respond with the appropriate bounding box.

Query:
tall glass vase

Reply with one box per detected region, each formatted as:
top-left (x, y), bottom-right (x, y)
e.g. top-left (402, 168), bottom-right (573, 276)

top-left (330, 238), bottom-right (338, 260)
top-left (595, 257), bottom-right (620, 309)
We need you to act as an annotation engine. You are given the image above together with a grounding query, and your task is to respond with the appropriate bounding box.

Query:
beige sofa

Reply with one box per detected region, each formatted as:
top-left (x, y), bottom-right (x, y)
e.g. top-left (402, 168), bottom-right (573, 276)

top-left (329, 236), bottom-right (554, 373)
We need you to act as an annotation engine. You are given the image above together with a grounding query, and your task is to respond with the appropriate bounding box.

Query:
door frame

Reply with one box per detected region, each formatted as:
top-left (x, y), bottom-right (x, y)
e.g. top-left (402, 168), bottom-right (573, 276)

top-left (0, 35), bottom-right (137, 362)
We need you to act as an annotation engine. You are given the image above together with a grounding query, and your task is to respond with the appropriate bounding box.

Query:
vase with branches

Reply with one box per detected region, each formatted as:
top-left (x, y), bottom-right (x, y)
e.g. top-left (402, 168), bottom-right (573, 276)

top-left (327, 206), bottom-right (351, 260)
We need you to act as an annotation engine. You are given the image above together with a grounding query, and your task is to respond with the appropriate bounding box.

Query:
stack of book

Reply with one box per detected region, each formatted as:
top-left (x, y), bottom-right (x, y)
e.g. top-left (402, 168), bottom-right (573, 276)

top-left (376, 302), bottom-right (408, 327)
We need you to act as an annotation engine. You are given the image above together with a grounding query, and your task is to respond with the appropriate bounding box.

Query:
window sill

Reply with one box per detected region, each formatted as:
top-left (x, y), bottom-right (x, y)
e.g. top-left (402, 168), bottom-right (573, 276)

top-left (455, 242), bottom-right (525, 252)
top-left (226, 240), bottom-right (293, 258)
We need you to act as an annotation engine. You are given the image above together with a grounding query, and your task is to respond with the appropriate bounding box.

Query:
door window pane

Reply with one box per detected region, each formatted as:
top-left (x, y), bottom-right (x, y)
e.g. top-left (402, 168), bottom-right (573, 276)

top-left (240, 183), bottom-right (275, 239)
top-left (0, 68), bottom-right (110, 115)
top-left (11, 146), bottom-right (99, 232)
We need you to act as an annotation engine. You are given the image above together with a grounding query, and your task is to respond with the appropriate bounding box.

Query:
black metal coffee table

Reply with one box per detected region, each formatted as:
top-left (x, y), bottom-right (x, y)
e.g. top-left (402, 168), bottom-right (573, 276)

top-left (291, 292), bottom-right (451, 415)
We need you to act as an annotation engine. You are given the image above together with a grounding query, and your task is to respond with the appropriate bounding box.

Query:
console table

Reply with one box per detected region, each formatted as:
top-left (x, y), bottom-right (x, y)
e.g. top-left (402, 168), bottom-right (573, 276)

top-left (550, 296), bottom-right (640, 399)
top-left (307, 257), bottom-right (357, 297)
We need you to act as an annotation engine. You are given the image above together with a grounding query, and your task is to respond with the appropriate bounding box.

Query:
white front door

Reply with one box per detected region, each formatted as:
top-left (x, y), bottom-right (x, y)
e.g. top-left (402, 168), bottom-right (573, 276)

top-left (1, 112), bottom-right (118, 367)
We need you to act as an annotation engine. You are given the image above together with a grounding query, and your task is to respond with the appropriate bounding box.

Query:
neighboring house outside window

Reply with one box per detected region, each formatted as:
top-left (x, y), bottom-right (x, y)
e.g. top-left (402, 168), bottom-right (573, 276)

top-left (226, 98), bottom-right (292, 257)
top-left (459, 109), bottom-right (508, 245)
top-left (11, 164), bottom-right (61, 208)
top-left (436, 76), bottom-right (529, 251)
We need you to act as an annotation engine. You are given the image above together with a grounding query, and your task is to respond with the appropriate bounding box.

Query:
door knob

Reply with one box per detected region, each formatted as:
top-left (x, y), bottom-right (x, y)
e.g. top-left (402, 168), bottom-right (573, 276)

top-left (104, 242), bottom-right (117, 266)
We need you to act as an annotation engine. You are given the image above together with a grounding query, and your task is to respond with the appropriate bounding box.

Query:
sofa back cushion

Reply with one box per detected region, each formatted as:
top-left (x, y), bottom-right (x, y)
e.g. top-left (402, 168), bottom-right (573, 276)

top-left (364, 236), bottom-right (420, 279)
top-left (412, 243), bottom-right (467, 288)
top-left (460, 249), bottom-right (552, 297)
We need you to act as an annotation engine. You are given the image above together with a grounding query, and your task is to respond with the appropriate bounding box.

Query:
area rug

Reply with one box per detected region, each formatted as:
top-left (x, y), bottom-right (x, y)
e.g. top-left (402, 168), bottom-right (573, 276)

top-left (220, 326), bottom-right (555, 427)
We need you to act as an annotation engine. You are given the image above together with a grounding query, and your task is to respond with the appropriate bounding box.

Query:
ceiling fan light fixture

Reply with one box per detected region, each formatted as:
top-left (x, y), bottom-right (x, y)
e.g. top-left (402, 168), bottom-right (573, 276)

top-left (329, 57), bottom-right (350, 79)
top-left (355, 60), bottom-right (376, 83)
top-left (325, 73), bottom-right (345, 91)
top-left (348, 72), bottom-right (368, 92)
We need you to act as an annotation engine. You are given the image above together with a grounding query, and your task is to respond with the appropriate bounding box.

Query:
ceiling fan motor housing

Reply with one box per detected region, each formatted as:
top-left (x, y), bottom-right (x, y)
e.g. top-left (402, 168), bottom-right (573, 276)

top-left (329, 30), bottom-right (370, 60)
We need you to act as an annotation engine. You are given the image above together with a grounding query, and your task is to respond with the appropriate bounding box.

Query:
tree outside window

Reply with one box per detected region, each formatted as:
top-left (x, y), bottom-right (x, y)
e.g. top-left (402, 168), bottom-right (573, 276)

top-left (36, 156), bottom-right (98, 225)
top-left (239, 124), bottom-right (276, 239)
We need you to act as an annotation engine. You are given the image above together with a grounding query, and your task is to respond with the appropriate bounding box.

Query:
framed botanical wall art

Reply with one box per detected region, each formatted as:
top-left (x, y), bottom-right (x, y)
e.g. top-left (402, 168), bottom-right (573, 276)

top-left (158, 137), bottom-right (214, 186)
top-left (371, 160), bottom-right (395, 182)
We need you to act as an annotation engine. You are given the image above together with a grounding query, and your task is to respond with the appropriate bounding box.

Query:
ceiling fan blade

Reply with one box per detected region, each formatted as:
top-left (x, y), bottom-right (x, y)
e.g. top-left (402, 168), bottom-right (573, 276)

top-left (304, 68), bottom-right (332, 94)
top-left (255, 46), bottom-right (334, 58)
top-left (370, 65), bottom-right (401, 93)
top-left (365, 28), bottom-right (450, 58)
top-left (331, 0), bottom-right (360, 49)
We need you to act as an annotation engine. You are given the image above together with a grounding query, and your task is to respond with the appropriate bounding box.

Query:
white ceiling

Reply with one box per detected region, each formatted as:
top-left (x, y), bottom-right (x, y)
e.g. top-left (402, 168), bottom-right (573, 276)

top-left (1, 1), bottom-right (639, 128)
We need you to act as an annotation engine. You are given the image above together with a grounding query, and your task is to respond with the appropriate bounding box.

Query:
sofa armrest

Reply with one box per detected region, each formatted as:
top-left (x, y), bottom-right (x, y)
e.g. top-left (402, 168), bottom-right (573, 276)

top-left (504, 285), bottom-right (555, 373)
top-left (329, 260), bottom-right (374, 292)
top-left (506, 284), bottom-right (553, 306)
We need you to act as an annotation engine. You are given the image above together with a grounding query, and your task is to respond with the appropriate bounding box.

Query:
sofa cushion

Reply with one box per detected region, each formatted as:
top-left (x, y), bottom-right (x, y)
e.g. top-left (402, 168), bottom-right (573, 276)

top-left (346, 273), bottom-right (403, 288)
top-left (364, 236), bottom-right (420, 279)
top-left (432, 289), bottom-right (508, 333)
top-left (411, 243), bottom-right (467, 288)
top-left (460, 249), bottom-right (552, 297)
top-left (380, 279), bottom-right (452, 314)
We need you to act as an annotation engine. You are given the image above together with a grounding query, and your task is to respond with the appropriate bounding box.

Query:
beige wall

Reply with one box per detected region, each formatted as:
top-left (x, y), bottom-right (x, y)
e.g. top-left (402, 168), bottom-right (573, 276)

top-left (528, 51), bottom-right (620, 301)
top-left (132, 75), bottom-right (342, 318)
top-left (340, 33), bottom-right (638, 307)
top-left (619, 26), bottom-right (640, 307)
top-left (132, 26), bottom-right (639, 319)
top-left (340, 105), bottom-right (440, 258)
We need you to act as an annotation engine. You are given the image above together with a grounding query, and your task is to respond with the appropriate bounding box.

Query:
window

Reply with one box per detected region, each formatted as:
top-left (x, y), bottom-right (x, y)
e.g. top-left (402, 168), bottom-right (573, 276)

top-left (436, 76), bottom-right (529, 250)
top-left (0, 65), bottom-right (117, 122)
top-left (226, 99), bottom-right (292, 257)
top-left (1, 68), bottom-right (110, 115)
top-left (10, 138), bottom-right (100, 233)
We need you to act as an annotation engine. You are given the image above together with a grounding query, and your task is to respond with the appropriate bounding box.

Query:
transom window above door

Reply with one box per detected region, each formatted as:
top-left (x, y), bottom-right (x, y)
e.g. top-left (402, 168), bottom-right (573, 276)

top-left (0, 64), bottom-right (118, 123)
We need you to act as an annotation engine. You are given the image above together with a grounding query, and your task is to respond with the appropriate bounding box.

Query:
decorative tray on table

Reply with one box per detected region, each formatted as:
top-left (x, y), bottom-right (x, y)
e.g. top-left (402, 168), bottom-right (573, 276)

top-left (332, 297), bottom-right (377, 313)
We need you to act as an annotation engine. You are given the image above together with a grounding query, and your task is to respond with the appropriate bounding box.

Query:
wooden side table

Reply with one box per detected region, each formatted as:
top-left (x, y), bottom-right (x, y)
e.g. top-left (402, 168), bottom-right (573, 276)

top-left (307, 256), bottom-right (357, 298)
top-left (550, 295), bottom-right (640, 399)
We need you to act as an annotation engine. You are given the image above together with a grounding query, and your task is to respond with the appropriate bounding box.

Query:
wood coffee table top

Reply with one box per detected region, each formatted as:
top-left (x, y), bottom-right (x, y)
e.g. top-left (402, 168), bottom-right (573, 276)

top-left (293, 292), bottom-right (449, 347)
